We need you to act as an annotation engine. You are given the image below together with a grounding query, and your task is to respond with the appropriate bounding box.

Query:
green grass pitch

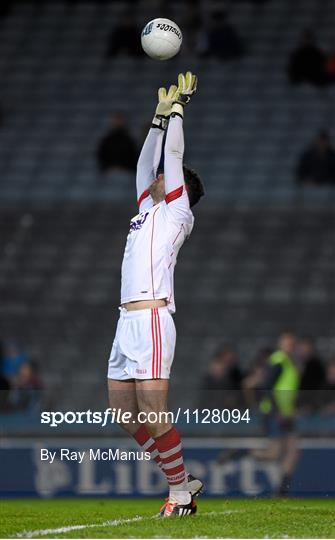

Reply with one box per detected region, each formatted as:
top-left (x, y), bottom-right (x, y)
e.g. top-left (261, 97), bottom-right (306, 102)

top-left (1, 498), bottom-right (334, 538)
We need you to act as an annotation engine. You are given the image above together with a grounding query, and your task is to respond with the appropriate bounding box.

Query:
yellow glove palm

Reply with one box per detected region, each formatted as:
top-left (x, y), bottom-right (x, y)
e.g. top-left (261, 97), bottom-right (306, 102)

top-left (172, 71), bottom-right (198, 117)
top-left (156, 85), bottom-right (178, 117)
top-left (152, 84), bottom-right (178, 130)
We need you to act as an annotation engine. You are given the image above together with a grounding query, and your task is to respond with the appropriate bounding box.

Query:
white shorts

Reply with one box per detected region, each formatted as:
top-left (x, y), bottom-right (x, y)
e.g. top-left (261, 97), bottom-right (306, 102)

top-left (107, 306), bottom-right (176, 380)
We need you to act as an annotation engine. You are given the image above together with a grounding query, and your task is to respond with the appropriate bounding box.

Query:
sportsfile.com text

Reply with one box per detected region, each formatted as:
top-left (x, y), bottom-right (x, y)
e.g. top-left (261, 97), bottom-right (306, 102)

top-left (41, 408), bottom-right (251, 428)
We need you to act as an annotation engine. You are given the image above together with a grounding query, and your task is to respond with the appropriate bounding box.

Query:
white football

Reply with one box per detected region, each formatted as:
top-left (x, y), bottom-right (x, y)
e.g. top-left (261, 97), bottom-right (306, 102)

top-left (141, 18), bottom-right (182, 61)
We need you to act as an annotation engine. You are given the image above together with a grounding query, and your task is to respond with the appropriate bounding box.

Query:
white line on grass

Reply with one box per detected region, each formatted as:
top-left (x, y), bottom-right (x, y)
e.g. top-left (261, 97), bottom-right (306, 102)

top-left (14, 510), bottom-right (243, 538)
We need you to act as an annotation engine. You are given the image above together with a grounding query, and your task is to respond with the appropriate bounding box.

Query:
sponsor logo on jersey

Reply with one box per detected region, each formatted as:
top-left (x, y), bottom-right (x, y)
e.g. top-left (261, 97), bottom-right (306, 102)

top-left (129, 211), bottom-right (149, 233)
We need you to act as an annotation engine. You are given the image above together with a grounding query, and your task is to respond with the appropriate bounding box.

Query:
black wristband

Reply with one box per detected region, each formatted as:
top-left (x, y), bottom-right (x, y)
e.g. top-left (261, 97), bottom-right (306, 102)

top-left (151, 122), bottom-right (165, 130)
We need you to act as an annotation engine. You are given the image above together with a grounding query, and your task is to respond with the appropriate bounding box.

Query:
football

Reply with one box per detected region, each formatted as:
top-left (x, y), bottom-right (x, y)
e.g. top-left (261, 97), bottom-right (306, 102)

top-left (141, 18), bottom-right (182, 60)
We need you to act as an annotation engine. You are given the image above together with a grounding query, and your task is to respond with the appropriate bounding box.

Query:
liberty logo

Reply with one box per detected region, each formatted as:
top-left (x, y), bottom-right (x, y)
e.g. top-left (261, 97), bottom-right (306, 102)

top-left (129, 211), bottom-right (149, 233)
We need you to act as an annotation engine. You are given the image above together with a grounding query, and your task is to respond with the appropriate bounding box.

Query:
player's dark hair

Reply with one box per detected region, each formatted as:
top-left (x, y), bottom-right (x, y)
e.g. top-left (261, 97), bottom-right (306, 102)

top-left (183, 165), bottom-right (205, 207)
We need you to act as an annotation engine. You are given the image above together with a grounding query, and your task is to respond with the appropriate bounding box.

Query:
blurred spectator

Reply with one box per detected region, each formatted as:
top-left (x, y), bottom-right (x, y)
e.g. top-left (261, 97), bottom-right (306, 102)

top-left (296, 338), bottom-right (325, 412)
top-left (242, 331), bottom-right (300, 495)
top-left (287, 30), bottom-right (328, 87)
top-left (326, 51), bottom-right (335, 83)
top-left (250, 347), bottom-right (274, 370)
top-left (0, 341), bottom-right (11, 412)
top-left (200, 345), bottom-right (243, 408)
top-left (244, 332), bottom-right (299, 413)
top-left (105, 11), bottom-right (141, 58)
top-left (10, 361), bottom-right (42, 413)
top-left (204, 10), bottom-right (244, 61)
top-left (1, 341), bottom-right (28, 381)
top-left (297, 338), bottom-right (325, 387)
top-left (242, 347), bottom-right (273, 409)
top-left (296, 131), bottom-right (335, 186)
top-left (322, 358), bottom-right (335, 415)
top-left (96, 113), bottom-right (138, 174)
top-left (326, 57), bottom-right (335, 81)
top-left (0, 372), bottom-right (11, 411)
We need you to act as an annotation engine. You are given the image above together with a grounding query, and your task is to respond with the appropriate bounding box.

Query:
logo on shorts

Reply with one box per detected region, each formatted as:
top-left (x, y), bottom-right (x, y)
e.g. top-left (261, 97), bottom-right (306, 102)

top-left (136, 368), bottom-right (147, 374)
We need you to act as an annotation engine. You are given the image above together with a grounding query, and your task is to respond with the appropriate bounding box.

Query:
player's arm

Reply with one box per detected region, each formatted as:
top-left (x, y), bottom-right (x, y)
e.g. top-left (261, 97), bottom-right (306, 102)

top-left (136, 85), bottom-right (177, 212)
top-left (136, 128), bottom-right (164, 211)
top-left (164, 72), bottom-right (197, 220)
top-left (263, 364), bottom-right (282, 390)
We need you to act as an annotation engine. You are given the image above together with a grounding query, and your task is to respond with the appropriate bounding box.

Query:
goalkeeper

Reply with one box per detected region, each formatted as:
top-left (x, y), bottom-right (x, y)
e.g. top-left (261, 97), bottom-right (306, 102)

top-left (107, 72), bottom-right (205, 517)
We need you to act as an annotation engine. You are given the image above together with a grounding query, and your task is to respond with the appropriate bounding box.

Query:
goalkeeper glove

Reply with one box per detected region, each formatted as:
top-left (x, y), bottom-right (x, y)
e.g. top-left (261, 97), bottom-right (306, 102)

top-left (171, 71), bottom-right (198, 118)
top-left (152, 84), bottom-right (178, 130)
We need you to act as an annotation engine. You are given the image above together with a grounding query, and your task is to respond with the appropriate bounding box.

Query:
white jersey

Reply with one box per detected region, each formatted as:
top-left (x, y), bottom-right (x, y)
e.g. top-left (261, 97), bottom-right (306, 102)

top-left (120, 114), bottom-right (194, 314)
top-left (121, 199), bottom-right (194, 313)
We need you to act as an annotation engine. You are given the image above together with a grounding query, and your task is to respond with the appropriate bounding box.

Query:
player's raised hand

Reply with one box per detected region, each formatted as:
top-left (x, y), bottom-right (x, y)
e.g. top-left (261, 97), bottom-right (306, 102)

top-left (152, 84), bottom-right (178, 130)
top-left (171, 71), bottom-right (198, 117)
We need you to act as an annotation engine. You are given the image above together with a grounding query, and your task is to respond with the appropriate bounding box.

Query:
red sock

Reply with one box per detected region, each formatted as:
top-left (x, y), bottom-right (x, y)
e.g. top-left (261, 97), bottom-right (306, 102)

top-left (154, 427), bottom-right (186, 487)
top-left (134, 425), bottom-right (162, 468)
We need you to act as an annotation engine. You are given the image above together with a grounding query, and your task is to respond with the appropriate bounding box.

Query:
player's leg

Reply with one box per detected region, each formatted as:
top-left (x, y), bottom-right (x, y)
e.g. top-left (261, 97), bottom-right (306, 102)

top-left (107, 378), bottom-right (163, 468)
top-left (108, 377), bottom-right (202, 495)
top-left (123, 308), bottom-right (202, 514)
top-left (107, 378), bottom-right (139, 436)
top-left (136, 378), bottom-right (195, 516)
top-left (107, 309), bottom-right (197, 479)
top-left (251, 438), bottom-right (281, 461)
top-left (107, 314), bottom-right (163, 467)
top-left (218, 413), bottom-right (281, 464)
top-left (248, 413), bottom-right (282, 461)
top-left (135, 378), bottom-right (171, 437)
top-left (278, 432), bottom-right (300, 495)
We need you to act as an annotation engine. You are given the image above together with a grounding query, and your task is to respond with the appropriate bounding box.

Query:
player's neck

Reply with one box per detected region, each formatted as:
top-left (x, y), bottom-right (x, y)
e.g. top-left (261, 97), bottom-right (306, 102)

top-left (152, 195), bottom-right (165, 205)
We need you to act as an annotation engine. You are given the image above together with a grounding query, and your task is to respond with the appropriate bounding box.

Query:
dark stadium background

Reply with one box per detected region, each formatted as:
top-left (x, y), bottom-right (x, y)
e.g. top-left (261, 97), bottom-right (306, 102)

top-left (0, 0), bottom-right (334, 498)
